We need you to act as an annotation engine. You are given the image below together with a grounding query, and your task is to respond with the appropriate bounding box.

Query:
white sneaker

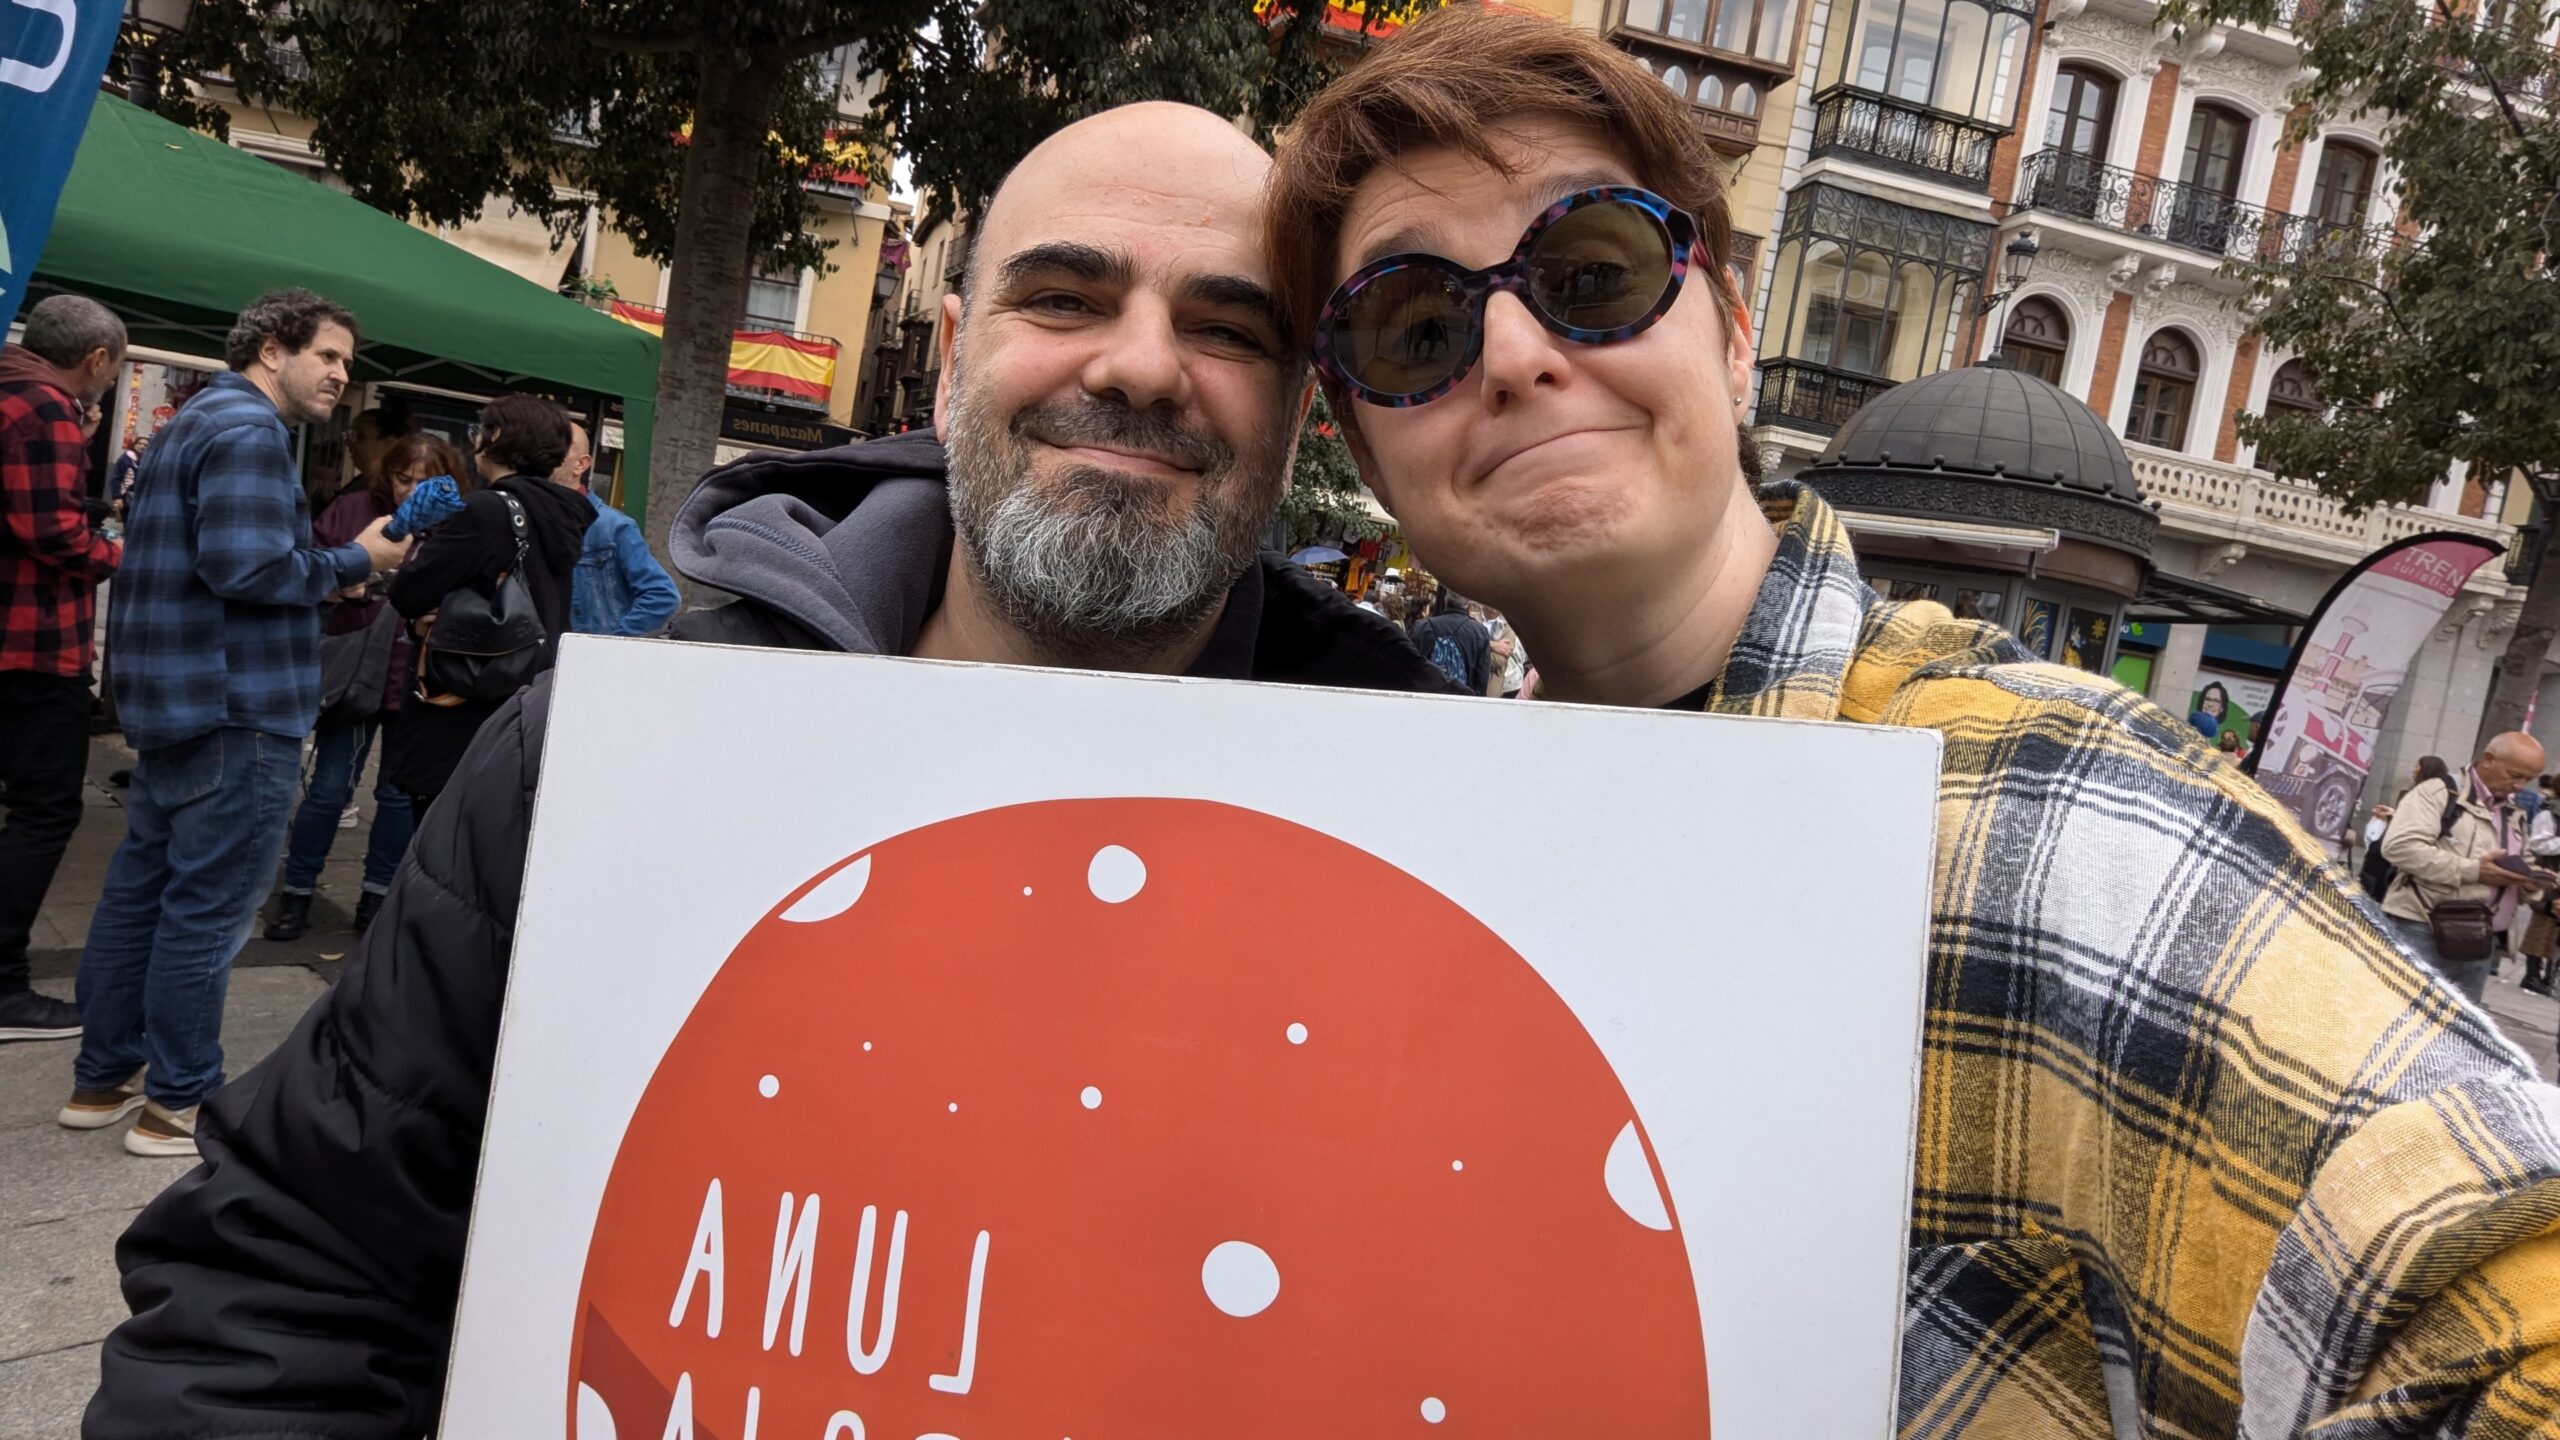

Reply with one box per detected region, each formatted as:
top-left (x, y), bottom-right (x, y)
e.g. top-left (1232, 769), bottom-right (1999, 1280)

top-left (125, 1099), bottom-right (200, 1158)
top-left (59, 1067), bottom-right (147, 1129)
top-left (338, 804), bottom-right (360, 829)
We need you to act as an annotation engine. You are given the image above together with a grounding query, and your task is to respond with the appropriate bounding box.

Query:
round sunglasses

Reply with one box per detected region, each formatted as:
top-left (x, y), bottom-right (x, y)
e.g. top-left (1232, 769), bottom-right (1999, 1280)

top-left (1311, 186), bottom-right (1700, 409)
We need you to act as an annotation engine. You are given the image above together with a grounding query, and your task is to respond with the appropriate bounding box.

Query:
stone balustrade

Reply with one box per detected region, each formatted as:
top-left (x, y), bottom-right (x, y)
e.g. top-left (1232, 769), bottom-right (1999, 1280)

top-left (2125, 441), bottom-right (2511, 563)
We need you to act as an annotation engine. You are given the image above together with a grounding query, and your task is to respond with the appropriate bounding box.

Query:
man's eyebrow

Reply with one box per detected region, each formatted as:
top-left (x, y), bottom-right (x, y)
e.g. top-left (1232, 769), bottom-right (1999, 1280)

top-left (993, 241), bottom-right (1135, 291)
top-left (1349, 169), bottom-right (1634, 271)
top-left (1181, 272), bottom-right (1292, 345)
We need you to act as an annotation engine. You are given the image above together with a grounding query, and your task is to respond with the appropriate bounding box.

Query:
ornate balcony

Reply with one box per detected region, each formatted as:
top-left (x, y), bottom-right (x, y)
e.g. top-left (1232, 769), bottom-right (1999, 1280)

top-left (1809, 86), bottom-right (2006, 189)
top-left (1755, 358), bottom-right (1898, 434)
top-left (2014, 151), bottom-right (2390, 266)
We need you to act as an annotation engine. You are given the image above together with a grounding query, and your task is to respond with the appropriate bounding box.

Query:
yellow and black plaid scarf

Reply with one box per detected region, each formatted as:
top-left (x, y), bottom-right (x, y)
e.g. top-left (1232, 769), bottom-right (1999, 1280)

top-left (1735, 484), bottom-right (2560, 1437)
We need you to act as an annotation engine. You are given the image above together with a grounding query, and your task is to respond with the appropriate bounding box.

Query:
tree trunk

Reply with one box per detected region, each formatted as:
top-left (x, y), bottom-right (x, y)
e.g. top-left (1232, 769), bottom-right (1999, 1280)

top-left (2477, 507), bottom-right (2560, 746)
top-left (643, 50), bottom-right (788, 602)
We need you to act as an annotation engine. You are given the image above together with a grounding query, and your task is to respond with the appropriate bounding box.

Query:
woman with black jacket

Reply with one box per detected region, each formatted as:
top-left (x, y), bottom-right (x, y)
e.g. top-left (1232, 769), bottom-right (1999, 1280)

top-left (385, 395), bottom-right (595, 818)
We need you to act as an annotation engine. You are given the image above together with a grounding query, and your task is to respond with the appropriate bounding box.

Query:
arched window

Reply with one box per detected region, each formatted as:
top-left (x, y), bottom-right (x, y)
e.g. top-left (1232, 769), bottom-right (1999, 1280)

top-left (2126, 330), bottom-right (2201, 450)
top-left (1699, 73), bottom-right (1726, 108)
top-left (2045, 65), bottom-right (2117, 171)
top-left (2310, 141), bottom-right (2378, 230)
top-left (2267, 358), bottom-right (2322, 417)
top-left (1661, 64), bottom-right (1692, 101)
top-left (2000, 295), bottom-right (2069, 385)
top-left (1733, 81), bottom-right (1760, 115)
top-left (2180, 103), bottom-right (2249, 199)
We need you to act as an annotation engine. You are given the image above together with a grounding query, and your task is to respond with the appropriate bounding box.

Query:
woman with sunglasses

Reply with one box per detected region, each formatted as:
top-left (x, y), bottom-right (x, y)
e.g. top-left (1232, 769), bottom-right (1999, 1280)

top-left (1266, 8), bottom-right (2560, 1434)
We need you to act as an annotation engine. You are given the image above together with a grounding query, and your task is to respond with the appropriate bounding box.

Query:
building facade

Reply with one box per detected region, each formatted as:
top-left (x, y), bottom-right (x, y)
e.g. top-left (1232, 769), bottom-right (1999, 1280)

top-left (1563, 0), bottom-right (2546, 807)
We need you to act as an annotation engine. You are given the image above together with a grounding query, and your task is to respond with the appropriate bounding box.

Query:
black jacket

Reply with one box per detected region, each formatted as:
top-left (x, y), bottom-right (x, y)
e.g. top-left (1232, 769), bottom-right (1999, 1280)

top-left (382, 474), bottom-right (594, 798)
top-left (88, 435), bottom-right (1454, 1439)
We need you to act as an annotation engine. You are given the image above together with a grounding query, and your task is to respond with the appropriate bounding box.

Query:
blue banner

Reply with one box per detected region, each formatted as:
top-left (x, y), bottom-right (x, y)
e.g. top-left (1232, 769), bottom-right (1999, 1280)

top-left (0, 0), bottom-right (120, 333)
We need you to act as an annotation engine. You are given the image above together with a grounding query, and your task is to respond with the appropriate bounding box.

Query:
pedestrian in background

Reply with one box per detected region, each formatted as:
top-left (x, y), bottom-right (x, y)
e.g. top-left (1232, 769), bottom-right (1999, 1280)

top-left (266, 433), bottom-right (467, 942)
top-left (64, 290), bottom-right (405, 1156)
top-left (557, 421), bottom-right (678, 637)
top-left (1411, 591), bottom-right (1492, 694)
top-left (2359, 754), bottom-right (2450, 902)
top-left (2380, 732), bottom-right (2549, 1004)
top-left (0, 295), bottom-right (127, 1042)
top-left (384, 395), bottom-right (589, 819)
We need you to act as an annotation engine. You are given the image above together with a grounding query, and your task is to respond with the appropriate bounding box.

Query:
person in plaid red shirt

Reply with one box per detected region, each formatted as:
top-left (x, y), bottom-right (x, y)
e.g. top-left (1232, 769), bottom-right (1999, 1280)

top-left (0, 294), bottom-right (127, 1043)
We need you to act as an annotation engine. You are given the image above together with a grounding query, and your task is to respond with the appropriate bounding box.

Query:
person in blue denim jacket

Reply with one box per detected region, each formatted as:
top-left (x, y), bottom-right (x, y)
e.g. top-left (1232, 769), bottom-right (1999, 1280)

top-left (557, 422), bottom-right (678, 637)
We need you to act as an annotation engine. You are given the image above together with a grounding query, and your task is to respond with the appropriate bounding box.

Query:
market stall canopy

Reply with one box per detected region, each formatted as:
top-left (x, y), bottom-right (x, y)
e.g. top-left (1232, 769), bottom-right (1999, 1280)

top-left (30, 92), bottom-right (662, 508)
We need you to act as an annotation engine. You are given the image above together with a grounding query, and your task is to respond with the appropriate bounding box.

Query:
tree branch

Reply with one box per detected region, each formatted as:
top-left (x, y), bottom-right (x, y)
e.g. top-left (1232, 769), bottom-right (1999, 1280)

top-left (758, 20), bottom-right (880, 64)
top-left (582, 28), bottom-right (707, 55)
top-left (2428, 0), bottom-right (2533, 143)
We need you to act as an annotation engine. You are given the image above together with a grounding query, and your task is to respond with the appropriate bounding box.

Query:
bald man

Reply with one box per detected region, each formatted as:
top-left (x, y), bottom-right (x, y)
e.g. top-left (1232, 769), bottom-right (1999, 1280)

top-left (2380, 729), bottom-right (2553, 1002)
top-left (86, 104), bottom-right (1455, 1437)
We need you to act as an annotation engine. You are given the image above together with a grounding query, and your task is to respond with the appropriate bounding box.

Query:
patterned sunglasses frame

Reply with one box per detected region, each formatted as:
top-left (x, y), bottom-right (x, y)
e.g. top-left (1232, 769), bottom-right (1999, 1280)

top-left (1311, 185), bottom-right (1700, 409)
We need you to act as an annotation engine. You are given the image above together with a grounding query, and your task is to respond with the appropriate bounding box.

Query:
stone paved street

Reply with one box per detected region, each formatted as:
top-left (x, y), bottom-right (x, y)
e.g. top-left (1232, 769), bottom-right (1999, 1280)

top-left (4, 740), bottom-right (2559, 1436)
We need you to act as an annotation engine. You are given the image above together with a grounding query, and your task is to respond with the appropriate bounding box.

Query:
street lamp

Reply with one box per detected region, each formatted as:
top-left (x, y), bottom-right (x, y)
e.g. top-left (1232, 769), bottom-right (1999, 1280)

top-left (1974, 230), bottom-right (2041, 367)
top-left (121, 0), bottom-right (197, 113)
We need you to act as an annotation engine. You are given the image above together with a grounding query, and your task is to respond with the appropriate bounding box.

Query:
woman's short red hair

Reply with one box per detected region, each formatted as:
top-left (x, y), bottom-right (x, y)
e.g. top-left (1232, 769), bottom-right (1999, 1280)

top-left (1266, 5), bottom-right (1742, 353)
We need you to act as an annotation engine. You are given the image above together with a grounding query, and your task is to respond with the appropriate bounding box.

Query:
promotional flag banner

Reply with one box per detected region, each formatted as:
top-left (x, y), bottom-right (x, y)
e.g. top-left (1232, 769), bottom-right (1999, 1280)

top-left (2249, 533), bottom-right (2506, 852)
top-left (443, 638), bottom-right (1945, 1438)
top-left (0, 0), bottom-right (121, 331)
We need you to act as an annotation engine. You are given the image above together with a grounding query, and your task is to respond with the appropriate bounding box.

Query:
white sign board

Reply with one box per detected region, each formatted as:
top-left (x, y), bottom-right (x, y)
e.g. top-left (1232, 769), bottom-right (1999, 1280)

top-left (445, 636), bottom-right (1943, 1438)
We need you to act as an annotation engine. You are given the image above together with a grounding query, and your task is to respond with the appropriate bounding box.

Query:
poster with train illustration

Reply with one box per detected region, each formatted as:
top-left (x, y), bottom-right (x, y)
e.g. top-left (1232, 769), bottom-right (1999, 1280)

top-left (442, 637), bottom-right (1942, 1438)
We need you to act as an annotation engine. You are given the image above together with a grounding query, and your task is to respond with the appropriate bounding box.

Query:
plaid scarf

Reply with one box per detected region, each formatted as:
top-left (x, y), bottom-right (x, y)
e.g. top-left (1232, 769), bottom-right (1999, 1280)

top-left (1732, 483), bottom-right (2560, 1438)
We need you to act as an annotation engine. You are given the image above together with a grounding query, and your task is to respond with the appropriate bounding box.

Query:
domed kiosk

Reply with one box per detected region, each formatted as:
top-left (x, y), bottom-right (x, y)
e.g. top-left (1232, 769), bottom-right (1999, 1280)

top-left (1795, 363), bottom-right (2174, 673)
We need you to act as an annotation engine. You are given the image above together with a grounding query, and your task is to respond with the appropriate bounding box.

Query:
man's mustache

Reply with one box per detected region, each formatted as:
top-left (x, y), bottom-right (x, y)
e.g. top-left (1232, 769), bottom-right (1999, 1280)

top-left (1013, 399), bottom-right (1228, 475)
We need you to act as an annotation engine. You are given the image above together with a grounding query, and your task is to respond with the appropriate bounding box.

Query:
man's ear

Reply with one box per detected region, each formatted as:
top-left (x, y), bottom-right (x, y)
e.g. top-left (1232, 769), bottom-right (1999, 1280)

top-left (932, 292), bottom-right (963, 444)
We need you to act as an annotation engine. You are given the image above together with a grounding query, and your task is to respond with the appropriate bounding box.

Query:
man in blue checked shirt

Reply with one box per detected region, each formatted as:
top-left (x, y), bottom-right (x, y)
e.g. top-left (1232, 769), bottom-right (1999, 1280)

top-left (61, 290), bottom-right (407, 1160)
top-left (554, 420), bottom-right (679, 638)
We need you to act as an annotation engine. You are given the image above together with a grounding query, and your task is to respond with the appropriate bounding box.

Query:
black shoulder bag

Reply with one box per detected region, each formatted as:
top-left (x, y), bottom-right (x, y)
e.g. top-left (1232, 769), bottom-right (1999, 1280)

top-left (2411, 777), bottom-right (2499, 962)
top-left (417, 491), bottom-right (547, 706)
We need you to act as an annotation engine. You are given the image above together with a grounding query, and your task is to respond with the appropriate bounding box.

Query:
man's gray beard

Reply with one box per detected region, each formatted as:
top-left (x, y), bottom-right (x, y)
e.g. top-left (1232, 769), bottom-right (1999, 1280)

top-left (944, 366), bottom-right (1281, 669)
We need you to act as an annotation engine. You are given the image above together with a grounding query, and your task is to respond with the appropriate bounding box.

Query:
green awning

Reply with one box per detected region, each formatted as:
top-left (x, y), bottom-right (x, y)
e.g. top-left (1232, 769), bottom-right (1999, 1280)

top-left (31, 92), bottom-right (662, 515)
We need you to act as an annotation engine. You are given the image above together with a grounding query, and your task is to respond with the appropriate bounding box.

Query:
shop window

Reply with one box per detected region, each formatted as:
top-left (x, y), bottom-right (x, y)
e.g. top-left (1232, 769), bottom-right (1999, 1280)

top-left (2061, 608), bottom-right (2114, 672)
top-left (2309, 141), bottom-right (2377, 230)
top-left (2266, 357), bottom-right (2322, 418)
top-left (1999, 295), bottom-right (2069, 385)
top-left (2125, 329), bottom-right (2200, 450)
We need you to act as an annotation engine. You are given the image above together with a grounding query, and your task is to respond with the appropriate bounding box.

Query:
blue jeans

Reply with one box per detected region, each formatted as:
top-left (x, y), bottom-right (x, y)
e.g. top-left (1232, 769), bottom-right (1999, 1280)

top-left (278, 714), bottom-right (413, 895)
top-left (75, 727), bottom-right (302, 1109)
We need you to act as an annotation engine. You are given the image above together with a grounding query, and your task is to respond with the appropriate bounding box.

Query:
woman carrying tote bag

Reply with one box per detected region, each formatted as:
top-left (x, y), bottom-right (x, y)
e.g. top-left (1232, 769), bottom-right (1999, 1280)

top-left (385, 395), bottom-right (594, 821)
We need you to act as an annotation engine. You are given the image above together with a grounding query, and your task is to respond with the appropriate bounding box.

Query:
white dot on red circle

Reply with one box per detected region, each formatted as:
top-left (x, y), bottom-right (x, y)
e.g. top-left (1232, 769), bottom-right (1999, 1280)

top-left (1022, 886), bottom-right (1033, 896)
top-left (1080, 1086), bottom-right (1102, 1110)
top-left (757, 1075), bottom-right (779, 1099)
top-left (1451, 1160), bottom-right (1464, 1172)
top-left (1286, 1022), bottom-right (1309, 1045)
top-left (861, 1041), bottom-right (872, 1052)
top-left (1201, 1240), bottom-right (1280, 1317)
top-left (947, 1102), bottom-right (959, 1113)
top-left (1421, 1397), bottom-right (1447, 1424)
top-left (1088, 845), bottom-right (1146, 903)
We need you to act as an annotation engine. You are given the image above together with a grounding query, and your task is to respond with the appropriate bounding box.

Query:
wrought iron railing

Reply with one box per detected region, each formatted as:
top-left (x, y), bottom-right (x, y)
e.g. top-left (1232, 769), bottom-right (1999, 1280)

top-left (1809, 86), bottom-right (2006, 189)
top-left (1755, 359), bottom-right (1898, 433)
top-left (2013, 151), bottom-right (2390, 265)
